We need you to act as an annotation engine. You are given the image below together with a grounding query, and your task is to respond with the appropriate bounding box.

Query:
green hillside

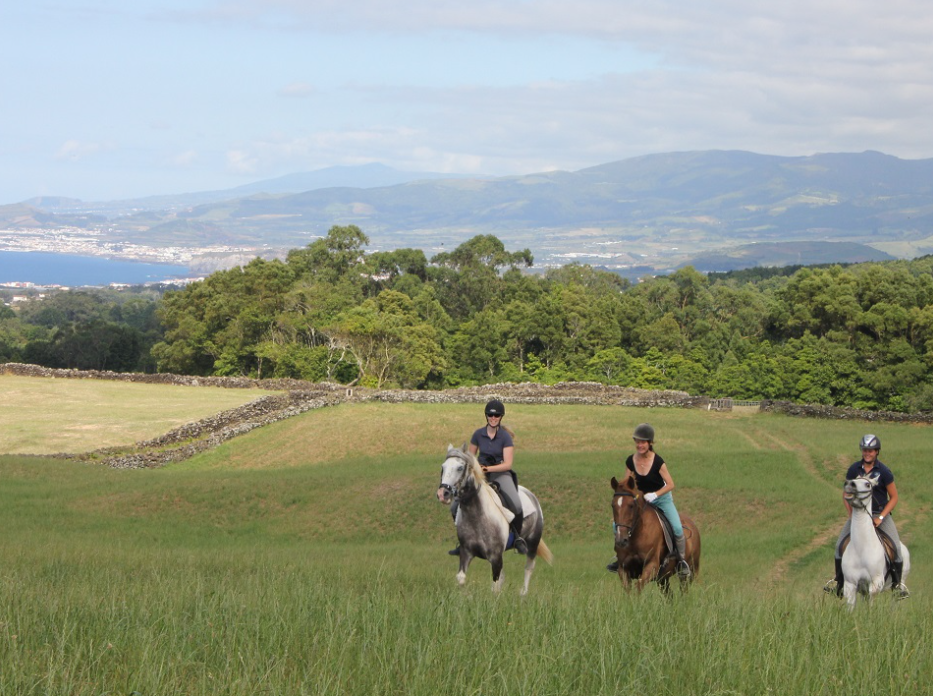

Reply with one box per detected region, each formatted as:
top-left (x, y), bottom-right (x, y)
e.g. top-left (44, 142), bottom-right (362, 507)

top-left (9, 150), bottom-right (933, 272)
top-left (1, 400), bottom-right (930, 694)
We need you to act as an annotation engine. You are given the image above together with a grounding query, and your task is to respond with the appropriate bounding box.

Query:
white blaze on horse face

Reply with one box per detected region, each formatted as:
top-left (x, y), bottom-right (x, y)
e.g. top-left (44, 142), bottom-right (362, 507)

top-left (439, 456), bottom-right (467, 490)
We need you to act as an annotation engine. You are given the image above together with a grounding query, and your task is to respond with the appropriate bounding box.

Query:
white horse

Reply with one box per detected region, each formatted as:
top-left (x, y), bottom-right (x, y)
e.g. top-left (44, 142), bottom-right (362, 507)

top-left (436, 444), bottom-right (553, 594)
top-left (841, 475), bottom-right (910, 610)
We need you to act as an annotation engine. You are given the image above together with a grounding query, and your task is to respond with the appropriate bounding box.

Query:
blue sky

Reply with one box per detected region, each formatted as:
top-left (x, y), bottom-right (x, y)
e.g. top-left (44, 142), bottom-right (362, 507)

top-left (3, 0), bottom-right (932, 203)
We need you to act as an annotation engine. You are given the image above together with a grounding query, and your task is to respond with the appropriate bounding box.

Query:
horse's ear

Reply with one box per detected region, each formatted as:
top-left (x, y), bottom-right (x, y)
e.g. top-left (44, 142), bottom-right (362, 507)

top-left (461, 442), bottom-right (469, 453)
top-left (624, 477), bottom-right (636, 490)
top-left (447, 443), bottom-right (455, 454)
top-left (611, 476), bottom-right (619, 490)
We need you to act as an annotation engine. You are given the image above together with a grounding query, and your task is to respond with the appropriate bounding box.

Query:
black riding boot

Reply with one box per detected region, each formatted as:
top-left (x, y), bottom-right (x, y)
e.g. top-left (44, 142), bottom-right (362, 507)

top-left (891, 560), bottom-right (910, 600)
top-left (823, 557), bottom-right (843, 597)
top-left (510, 517), bottom-right (528, 555)
top-left (675, 534), bottom-right (691, 578)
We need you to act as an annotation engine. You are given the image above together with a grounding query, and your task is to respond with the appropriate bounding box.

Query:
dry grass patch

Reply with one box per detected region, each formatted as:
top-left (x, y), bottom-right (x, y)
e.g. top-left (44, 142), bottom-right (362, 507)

top-left (0, 375), bottom-right (278, 455)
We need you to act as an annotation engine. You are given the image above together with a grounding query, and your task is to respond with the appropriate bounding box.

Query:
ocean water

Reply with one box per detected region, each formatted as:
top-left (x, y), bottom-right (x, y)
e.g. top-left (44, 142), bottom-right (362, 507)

top-left (0, 251), bottom-right (191, 287)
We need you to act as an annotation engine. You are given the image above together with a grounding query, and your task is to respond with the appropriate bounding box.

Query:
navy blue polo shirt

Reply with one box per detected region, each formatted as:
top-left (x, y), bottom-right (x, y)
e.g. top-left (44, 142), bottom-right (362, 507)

top-left (471, 426), bottom-right (514, 466)
top-left (845, 459), bottom-right (895, 515)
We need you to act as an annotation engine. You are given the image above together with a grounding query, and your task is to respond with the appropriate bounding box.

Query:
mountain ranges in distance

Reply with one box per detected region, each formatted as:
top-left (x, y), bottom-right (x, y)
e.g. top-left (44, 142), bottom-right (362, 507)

top-left (4, 150), bottom-right (933, 277)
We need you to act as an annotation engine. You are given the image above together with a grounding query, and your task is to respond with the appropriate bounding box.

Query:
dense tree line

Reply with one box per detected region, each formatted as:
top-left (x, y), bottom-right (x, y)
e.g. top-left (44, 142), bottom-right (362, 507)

top-left (142, 225), bottom-right (933, 411)
top-left (0, 288), bottom-right (164, 372)
top-left (4, 226), bottom-right (933, 411)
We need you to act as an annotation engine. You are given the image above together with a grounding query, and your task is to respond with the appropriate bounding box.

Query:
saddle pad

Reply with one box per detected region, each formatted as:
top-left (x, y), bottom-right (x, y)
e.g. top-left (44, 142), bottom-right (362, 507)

top-left (652, 507), bottom-right (674, 555)
top-left (484, 483), bottom-right (537, 525)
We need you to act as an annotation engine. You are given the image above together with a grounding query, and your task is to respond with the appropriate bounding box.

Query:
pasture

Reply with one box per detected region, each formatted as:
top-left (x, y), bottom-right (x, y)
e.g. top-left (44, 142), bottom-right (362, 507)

top-left (0, 381), bottom-right (931, 695)
top-left (0, 375), bottom-right (275, 455)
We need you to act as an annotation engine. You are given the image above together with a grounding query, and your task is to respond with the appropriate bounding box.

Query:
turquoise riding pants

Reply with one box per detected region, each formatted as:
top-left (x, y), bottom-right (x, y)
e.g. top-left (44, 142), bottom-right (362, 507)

top-left (650, 492), bottom-right (684, 538)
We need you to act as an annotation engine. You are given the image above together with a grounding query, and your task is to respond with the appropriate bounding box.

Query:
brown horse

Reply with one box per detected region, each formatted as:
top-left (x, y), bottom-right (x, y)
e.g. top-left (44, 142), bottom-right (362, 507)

top-left (610, 476), bottom-right (701, 591)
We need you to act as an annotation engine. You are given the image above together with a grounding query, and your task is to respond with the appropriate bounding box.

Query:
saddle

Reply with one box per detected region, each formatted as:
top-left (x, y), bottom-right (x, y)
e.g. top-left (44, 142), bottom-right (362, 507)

top-left (486, 470), bottom-right (522, 519)
top-left (840, 530), bottom-right (897, 573)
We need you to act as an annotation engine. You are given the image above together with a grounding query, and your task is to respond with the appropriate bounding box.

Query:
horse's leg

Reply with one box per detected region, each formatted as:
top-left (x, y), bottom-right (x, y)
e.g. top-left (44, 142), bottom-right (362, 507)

top-left (521, 556), bottom-right (536, 596)
top-left (843, 580), bottom-right (857, 611)
top-left (457, 552), bottom-right (473, 587)
top-left (490, 553), bottom-right (505, 593)
top-left (870, 573), bottom-right (886, 602)
top-left (614, 558), bottom-right (632, 588)
top-left (637, 556), bottom-right (661, 592)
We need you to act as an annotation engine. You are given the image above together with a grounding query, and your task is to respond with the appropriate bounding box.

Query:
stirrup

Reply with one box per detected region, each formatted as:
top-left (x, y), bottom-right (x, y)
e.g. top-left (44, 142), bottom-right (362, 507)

top-left (893, 583), bottom-right (910, 600)
top-left (676, 559), bottom-right (691, 578)
top-left (822, 578), bottom-right (842, 597)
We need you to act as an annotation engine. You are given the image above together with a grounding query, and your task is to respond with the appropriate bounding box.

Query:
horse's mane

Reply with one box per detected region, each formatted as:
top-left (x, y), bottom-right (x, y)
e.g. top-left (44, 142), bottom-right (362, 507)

top-left (447, 444), bottom-right (486, 489)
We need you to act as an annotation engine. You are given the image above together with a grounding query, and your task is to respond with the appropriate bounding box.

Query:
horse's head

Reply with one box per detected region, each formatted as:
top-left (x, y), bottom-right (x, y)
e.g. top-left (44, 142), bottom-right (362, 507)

top-left (437, 443), bottom-right (482, 504)
top-left (844, 475), bottom-right (876, 511)
top-left (610, 476), bottom-right (642, 548)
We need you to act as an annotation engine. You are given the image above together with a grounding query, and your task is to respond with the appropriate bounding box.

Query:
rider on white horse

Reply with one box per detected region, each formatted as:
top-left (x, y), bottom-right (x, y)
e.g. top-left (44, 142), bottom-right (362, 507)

top-left (447, 399), bottom-right (528, 556)
top-left (823, 434), bottom-right (909, 600)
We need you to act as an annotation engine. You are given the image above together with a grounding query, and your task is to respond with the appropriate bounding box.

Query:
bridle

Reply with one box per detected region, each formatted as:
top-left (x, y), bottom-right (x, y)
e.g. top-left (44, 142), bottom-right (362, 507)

top-left (613, 489), bottom-right (641, 541)
top-left (847, 477), bottom-right (875, 511)
top-left (439, 453), bottom-right (472, 500)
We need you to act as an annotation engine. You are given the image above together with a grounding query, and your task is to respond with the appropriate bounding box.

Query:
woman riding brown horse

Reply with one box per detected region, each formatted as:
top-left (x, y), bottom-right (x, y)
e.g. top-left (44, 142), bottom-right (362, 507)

top-left (610, 475), bottom-right (701, 591)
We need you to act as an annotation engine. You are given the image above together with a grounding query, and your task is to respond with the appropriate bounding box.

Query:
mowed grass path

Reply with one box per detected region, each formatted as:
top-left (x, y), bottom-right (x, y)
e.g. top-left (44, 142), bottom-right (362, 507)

top-left (1, 391), bottom-right (931, 694)
top-left (0, 375), bottom-right (276, 454)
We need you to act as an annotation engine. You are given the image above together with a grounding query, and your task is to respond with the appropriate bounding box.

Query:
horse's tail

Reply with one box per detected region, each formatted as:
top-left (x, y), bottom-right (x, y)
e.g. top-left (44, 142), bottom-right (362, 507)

top-left (536, 539), bottom-right (554, 565)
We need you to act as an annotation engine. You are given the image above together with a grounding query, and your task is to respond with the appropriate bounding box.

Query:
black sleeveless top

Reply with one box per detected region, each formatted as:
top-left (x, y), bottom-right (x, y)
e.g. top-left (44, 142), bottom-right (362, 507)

top-left (625, 453), bottom-right (666, 494)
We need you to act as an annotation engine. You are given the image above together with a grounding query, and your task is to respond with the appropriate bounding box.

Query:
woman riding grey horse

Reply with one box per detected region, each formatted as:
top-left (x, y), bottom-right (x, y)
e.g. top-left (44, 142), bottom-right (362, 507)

top-left (448, 399), bottom-right (527, 555)
top-left (823, 433), bottom-right (909, 600)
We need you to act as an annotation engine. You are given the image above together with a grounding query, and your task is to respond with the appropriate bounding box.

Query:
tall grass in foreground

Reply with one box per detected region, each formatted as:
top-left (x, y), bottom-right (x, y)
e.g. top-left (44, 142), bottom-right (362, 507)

top-left (2, 403), bottom-right (932, 694)
top-left (1, 544), bottom-right (929, 696)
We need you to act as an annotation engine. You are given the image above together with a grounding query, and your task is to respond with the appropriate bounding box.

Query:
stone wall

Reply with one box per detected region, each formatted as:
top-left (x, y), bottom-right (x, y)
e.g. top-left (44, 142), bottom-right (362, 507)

top-left (15, 362), bottom-right (930, 468)
top-left (4, 364), bottom-right (709, 469)
top-left (760, 400), bottom-right (933, 424)
top-left (1, 362), bottom-right (341, 392)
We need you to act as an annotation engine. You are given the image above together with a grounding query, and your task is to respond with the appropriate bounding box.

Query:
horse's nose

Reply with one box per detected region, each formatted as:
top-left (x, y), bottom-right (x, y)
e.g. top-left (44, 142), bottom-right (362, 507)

top-left (437, 487), bottom-right (451, 503)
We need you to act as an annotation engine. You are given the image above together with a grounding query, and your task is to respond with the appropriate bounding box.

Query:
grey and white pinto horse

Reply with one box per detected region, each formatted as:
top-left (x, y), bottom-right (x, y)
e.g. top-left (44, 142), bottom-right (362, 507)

top-left (842, 475), bottom-right (910, 610)
top-left (436, 444), bottom-right (553, 594)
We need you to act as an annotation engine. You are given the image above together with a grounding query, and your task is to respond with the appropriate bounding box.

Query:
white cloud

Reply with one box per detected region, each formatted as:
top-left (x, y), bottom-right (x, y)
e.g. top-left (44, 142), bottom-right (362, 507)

top-left (277, 81), bottom-right (315, 98)
top-left (171, 150), bottom-right (199, 167)
top-left (227, 149), bottom-right (261, 174)
top-left (55, 140), bottom-right (114, 161)
top-left (9, 0), bottom-right (933, 202)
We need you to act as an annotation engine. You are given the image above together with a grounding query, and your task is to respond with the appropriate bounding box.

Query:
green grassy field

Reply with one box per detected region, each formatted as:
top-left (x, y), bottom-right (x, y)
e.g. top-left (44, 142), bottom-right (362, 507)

top-left (1, 396), bottom-right (930, 695)
top-left (0, 375), bottom-right (275, 455)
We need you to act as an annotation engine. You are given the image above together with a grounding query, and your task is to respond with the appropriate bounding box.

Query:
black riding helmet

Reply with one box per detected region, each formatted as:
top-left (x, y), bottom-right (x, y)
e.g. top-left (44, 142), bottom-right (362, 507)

top-left (860, 433), bottom-right (881, 450)
top-left (484, 399), bottom-right (505, 418)
top-left (633, 423), bottom-right (655, 441)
